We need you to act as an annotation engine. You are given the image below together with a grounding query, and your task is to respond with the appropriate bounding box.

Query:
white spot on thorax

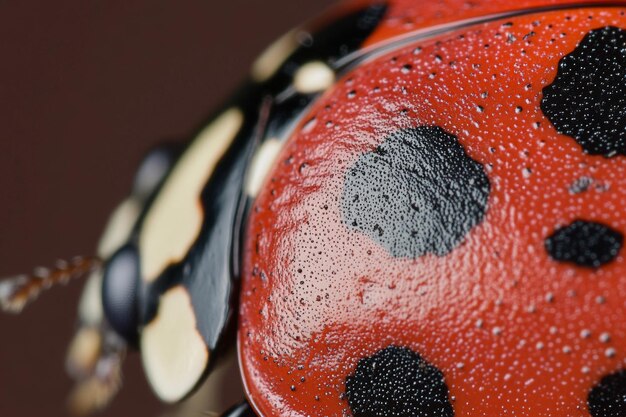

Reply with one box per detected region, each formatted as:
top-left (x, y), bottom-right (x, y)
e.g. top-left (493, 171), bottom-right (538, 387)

top-left (245, 138), bottom-right (283, 197)
top-left (141, 285), bottom-right (209, 403)
top-left (98, 198), bottom-right (142, 259)
top-left (139, 109), bottom-right (243, 282)
top-left (293, 61), bottom-right (335, 94)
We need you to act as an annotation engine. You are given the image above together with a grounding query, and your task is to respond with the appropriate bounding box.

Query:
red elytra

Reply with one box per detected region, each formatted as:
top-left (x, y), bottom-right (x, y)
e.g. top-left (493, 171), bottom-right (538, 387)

top-left (239, 1), bottom-right (626, 416)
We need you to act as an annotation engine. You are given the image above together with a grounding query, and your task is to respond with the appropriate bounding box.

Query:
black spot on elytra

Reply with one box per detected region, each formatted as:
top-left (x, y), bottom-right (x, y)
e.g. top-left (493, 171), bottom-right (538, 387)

top-left (588, 369), bottom-right (626, 417)
top-left (569, 176), bottom-right (594, 194)
top-left (541, 26), bottom-right (626, 157)
top-left (342, 126), bottom-right (490, 258)
top-left (345, 346), bottom-right (453, 417)
top-left (544, 220), bottom-right (623, 268)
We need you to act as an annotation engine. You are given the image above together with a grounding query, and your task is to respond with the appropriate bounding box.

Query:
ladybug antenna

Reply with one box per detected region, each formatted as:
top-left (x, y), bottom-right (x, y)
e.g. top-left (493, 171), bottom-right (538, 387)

top-left (66, 327), bottom-right (126, 416)
top-left (0, 256), bottom-right (102, 313)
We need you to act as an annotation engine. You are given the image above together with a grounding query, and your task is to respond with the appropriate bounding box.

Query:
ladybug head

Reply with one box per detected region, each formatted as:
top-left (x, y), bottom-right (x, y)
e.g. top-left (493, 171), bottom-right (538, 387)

top-left (0, 143), bottom-right (182, 414)
top-left (0, 107), bottom-right (247, 413)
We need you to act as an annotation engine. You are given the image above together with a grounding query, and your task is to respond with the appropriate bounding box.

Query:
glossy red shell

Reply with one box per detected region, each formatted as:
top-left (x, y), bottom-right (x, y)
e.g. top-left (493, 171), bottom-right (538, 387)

top-left (239, 1), bottom-right (626, 416)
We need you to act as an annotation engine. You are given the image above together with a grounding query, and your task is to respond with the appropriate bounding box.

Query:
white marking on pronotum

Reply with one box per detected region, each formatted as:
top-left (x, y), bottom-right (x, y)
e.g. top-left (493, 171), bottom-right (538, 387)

top-left (251, 30), bottom-right (299, 82)
top-left (245, 138), bottom-right (283, 197)
top-left (98, 198), bottom-right (142, 261)
top-left (141, 285), bottom-right (209, 403)
top-left (293, 61), bottom-right (335, 94)
top-left (162, 349), bottom-right (243, 417)
top-left (139, 109), bottom-right (243, 283)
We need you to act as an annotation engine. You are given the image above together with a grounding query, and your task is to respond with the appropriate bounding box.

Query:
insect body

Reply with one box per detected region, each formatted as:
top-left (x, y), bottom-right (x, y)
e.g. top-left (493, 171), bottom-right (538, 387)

top-left (4, 1), bottom-right (626, 416)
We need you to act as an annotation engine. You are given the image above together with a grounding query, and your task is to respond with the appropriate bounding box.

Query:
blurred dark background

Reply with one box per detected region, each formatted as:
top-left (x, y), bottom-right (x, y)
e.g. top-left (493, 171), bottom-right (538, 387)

top-left (0, 1), bottom-right (336, 416)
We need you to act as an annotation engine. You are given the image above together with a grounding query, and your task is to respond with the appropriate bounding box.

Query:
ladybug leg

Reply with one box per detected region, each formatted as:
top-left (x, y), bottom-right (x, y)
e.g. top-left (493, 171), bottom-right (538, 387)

top-left (65, 321), bottom-right (126, 415)
top-left (159, 401), bottom-right (254, 417)
top-left (0, 256), bottom-right (128, 414)
top-left (218, 402), bottom-right (255, 417)
top-left (64, 268), bottom-right (129, 415)
top-left (0, 255), bottom-right (125, 414)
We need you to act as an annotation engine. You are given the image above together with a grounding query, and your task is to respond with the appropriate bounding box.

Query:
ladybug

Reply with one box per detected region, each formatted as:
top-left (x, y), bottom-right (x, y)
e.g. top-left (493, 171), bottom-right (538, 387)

top-left (3, 0), bottom-right (626, 416)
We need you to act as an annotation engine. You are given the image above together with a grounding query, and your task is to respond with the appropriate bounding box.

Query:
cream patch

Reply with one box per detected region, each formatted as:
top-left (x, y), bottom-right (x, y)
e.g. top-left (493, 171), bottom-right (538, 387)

top-left (78, 270), bottom-right (104, 326)
top-left (251, 30), bottom-right (298, 82)
top-left (139, 109), bottom-right (243, 282)
top-left (141, 286), bottom-right (208, 403)
top-left (166, 348), bottom-right (243, 416)
top-left (245, 138), bottom-right (283, 197)
top-left (293, 61), bottom-right (335, 94)
top-left (98, 198), bottom-right (142, 259)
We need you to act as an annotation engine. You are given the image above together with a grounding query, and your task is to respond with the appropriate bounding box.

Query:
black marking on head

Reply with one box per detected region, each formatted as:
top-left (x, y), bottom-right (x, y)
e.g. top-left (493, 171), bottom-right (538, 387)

top-left (102, 244), bottom-right (140, 345)
top-left (342, 126), bottom-right (490, 258)
top-left (345, 346), bottom-right (454, 417)
top-left (544, 220), bottom-right (623, 268)
top-left (541, 26), bottom-right (626, 157)
top-left (588, 369), bottom-right (626, 417)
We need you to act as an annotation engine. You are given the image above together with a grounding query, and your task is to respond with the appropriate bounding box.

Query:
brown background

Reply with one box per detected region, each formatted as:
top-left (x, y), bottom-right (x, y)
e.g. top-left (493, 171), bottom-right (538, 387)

top-left (0, 1), bottom-right (337, 416)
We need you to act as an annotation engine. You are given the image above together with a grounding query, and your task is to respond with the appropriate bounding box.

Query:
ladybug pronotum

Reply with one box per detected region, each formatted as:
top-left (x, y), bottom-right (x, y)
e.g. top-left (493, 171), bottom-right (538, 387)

top-left (3, 0), bottom-right (626, 416)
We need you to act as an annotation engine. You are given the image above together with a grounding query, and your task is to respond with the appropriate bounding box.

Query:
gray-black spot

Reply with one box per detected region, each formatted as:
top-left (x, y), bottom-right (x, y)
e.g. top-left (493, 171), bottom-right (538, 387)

top-left (342, 126), bottom-right (490, 258)
top-left (541, 26), bottom-right (626, 157)
top-left (569, 176), bottom-right (594, 194)
top-left (345, 346), bottom-right (454, 417)
top-left (588, 369), bottom-right (626, 417)
top-left (544, 220), bottom-right (623, 268)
